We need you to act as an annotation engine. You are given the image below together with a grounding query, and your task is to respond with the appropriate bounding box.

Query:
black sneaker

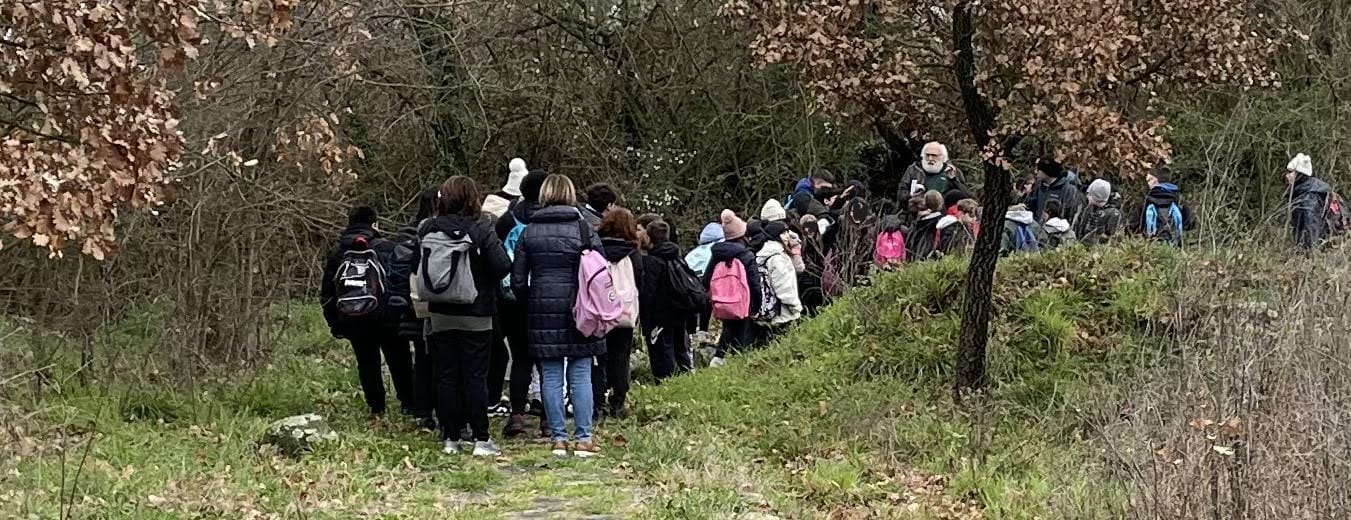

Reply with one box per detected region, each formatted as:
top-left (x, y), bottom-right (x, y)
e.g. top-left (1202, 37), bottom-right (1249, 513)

top-left (414, 416), bottom-right (438, 432)
top-left (488, 403), bottom-right (510, 418)
top-left (527, 399), bottom-right (544, 417)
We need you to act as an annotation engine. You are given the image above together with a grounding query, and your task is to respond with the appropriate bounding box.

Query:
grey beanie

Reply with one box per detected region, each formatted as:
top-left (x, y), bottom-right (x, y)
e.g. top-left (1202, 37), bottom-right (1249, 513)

top-left (1087, 179), bottom-right (1111, 202)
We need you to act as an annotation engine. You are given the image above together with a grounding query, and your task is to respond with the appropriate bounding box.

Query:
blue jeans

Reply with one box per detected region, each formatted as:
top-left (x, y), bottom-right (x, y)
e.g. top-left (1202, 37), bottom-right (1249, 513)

top-left (539, 357), bottom-right (594, 443)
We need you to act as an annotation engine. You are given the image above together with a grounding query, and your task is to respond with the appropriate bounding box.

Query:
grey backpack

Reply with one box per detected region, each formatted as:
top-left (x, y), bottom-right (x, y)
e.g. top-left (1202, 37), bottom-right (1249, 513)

top-left (417, 225), bottom-right (479, 305)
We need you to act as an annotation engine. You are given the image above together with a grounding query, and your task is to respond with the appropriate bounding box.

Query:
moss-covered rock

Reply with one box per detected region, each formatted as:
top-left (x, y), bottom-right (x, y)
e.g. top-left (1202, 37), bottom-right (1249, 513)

top-left (261, 413), bottom-right (337, 456)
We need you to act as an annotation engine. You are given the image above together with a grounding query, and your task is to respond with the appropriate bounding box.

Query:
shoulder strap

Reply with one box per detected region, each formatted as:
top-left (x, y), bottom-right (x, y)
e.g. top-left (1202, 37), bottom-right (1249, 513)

top-left (577, 218), bottom-right (595, 251)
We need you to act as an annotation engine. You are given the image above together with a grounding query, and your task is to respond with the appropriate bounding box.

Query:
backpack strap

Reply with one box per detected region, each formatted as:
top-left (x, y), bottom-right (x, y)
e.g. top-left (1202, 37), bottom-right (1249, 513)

top-left (577, 218), bottom-right (596, 252)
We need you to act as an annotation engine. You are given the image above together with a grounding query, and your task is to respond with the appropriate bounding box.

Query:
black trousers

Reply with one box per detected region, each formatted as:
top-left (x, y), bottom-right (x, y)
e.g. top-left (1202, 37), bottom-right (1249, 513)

top-left (714, 319), bottom-right (753, 358)
top-left (348, 333), bottom-right (413, 415)
top-left (646, 323), bottom-right (692, 382)
top-left (593, 327), bottom-right (634, 412)
top-left (500, 304), bottom-right (534, 414)
top-left (410, 335), bottom-right (436, 419)
top-left (429, 329), bottom-right (494, 442)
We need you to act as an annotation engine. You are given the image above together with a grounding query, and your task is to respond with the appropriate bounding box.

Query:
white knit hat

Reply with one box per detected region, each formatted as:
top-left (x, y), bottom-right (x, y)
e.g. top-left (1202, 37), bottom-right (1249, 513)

top-left (1287, 153), bottom-right (1313, 176)
top-left (503, 158), bottom-right (528, 197)
top-left (1086, 179), bottom-right (1112, 203)
top-left (760, 198), bottom-right (787, 222)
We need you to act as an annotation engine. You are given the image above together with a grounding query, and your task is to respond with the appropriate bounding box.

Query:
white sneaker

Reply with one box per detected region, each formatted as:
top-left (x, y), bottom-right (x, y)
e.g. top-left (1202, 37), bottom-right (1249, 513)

top-left (472, 440), bottom-right (501, 457)
top-left (709, 356), bottom-right (726, 368)
top-left (442, 439), bottom-right (460, 455)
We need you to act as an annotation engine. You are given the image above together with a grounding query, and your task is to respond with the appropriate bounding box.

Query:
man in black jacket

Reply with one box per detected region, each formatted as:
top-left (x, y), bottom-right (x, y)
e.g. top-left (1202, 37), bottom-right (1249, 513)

top-left (1025, 158), bottom-right (1087, 224)
top-left (1285, 153), bottom-right (1334, 250)
top-left (321, 206), bottom-right (414, 418)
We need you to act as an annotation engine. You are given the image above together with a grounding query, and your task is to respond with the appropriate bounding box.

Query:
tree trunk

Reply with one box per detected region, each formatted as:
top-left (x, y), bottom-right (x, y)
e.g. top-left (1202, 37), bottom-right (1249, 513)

top-left (955, 161), bottom-right (1011, 391)
top-left (950, 0), bottom-right (1008, 393)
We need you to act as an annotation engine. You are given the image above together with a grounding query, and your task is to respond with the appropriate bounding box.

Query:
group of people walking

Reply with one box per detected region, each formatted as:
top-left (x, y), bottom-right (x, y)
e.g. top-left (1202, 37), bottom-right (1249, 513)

top-left (319, 145), bottom-right (1346, 458)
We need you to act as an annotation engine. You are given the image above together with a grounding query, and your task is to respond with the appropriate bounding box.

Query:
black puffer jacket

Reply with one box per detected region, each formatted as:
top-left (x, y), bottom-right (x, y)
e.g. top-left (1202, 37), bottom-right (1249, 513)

top-left (641, 241), bottom-right (691, 329)
top-left (419, 214), bottom-right (513, 317)
top-left (1290, 175), bottom-right (1332, 250)
top-left (510, 206), bottom-right (607, 360)
top-left (699, 241), bottom-right (763, 317)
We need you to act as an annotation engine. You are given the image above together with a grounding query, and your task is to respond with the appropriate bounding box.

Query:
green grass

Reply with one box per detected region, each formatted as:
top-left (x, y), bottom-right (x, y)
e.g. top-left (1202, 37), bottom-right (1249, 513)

top-left (2, 242), bottom-right (1202, 518)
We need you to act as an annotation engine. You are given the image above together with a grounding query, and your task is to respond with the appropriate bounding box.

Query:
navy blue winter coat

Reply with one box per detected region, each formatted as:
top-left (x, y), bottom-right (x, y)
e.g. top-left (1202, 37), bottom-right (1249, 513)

top-left (510, 205), bottom-right (607, 360)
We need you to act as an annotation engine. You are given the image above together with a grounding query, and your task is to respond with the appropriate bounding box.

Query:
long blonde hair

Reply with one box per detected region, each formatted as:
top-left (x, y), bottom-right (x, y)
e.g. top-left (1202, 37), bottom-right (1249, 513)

top-left (539, 174), bottom-right (579, 207)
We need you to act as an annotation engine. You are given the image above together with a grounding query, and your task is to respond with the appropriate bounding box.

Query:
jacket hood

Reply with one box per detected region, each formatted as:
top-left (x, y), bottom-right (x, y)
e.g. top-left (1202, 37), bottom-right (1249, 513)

top-left (649, 241), bottom-right (682, 260)
top-left (1005, 209), bottom-right (1036, 225)
top-left (756, 239), bottom-right (787, 259)
top-left (1293, 174), bottom-right (1332, 197)
top-left (937, 215), bottom-right (961, 230)
top-left (338, 224), bottom-right (379, 248)
top-left (794, 178), bottom-right (815, 194)
top-left (601, 237), bottom-right (638, 262)
top-left (529, 205), bottom-right (585, 224)
top-left (699, 223), bottom-right (725, 245)
top-left (709, 241), bottom-right (751, 263)
top-left (511, 199), bottom-right (540, 223)
top-left (1044, 217), bottom-right (1071, 233)
top-left (1145, 185), bottom-right (1181, 207)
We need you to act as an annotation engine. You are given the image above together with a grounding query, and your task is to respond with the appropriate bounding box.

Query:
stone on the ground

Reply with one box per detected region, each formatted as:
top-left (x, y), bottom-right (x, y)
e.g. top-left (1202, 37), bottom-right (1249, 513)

top-left (262, 413), bottom-right (338, 455)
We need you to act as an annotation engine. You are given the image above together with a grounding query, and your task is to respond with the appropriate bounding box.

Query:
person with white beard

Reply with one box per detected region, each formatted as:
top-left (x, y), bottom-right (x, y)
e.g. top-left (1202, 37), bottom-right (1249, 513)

top-left (899, 142), bottom-right (968, 201)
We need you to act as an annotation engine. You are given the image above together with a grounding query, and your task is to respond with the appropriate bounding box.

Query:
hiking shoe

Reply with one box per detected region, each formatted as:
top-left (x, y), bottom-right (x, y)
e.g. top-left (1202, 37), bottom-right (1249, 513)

top-left (442, 439), bottom-right (460, 455)
top-left (550, 441), bottom-right (569, 457)
top-left (503, 414), bottom-right (527, 438)
top-left (538, 418), bottom-right (551, 439)
top-left (472, 440), bottom-right (501, 457)
top-left (709, 356), bottom-right (726, 368)
top-left (574, 440), bottom-right (600, 458)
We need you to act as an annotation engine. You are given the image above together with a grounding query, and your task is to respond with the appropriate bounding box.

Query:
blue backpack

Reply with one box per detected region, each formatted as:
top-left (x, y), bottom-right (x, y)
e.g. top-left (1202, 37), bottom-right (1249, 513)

top-left (1013, 223), bottom-right (1040, 253)
top-left (499, 214), bottom-right (527, 300)
top-left (1145, 203), bottom-right (1183, 246)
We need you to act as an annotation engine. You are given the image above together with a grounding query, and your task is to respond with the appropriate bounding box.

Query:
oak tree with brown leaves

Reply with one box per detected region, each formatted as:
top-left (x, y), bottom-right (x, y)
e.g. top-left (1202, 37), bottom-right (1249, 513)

top-left (1, 0), bottom-right (299, 259)
top-left (722, 0), bottom-right (1281, 391)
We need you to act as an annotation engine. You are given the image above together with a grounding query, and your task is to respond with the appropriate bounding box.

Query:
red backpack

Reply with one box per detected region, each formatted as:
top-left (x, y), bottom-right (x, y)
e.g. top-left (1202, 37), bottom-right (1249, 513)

top-left (709, 259), bottom-right (751, 320)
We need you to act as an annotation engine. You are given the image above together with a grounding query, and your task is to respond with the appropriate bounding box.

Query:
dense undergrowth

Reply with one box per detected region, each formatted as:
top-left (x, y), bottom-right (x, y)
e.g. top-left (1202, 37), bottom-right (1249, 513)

top-left (4, 241), bottom-right (1317, 518)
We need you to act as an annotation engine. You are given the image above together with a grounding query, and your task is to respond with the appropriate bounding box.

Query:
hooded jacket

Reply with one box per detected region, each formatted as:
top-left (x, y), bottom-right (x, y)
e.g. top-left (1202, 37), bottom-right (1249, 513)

top-left (419, 214), bottom-right (513, 317)
top-left (1026, 175), bottom-right (1087, 224)
top-left (756, 240), bottom-right (802, 325)
top-left (1128, 184), bottom-right (1196, 237)
top-left (701, 241), bottom-right (763, 318)
top-left (788, 178), bottom-right (830, 217)
top-left (510, 205), bottom-right (607, 359)
top-left (1290, 174), bottom-right (1333, 250)
top-left (321, 223), bottom-right (404, 336)
top-left (601, 236), bottom-right (645, 311)
top-left (907, 213), bottom-right (943, 262)
top-left (936, 215), bottom-right (976, 255)
top-left (641, 241), bottom-right (696, 329)
top-left (685, 223), bottom-right (724, 277)
top-left (1001, 207), bottom-right (1049, 255)
top-left (1073, 197), bottom-right (1122, 246)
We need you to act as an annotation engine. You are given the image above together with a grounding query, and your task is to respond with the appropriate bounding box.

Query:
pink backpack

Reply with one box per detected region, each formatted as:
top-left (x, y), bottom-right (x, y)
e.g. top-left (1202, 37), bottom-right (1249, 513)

top-left (873, 230), bottom-right (907, 268)
top-left (573, 221), bottom-right (623, 338)
top-left (709, 258), bottom-right (751, 320)
top-left (610, 256), bottom-right (640, 329)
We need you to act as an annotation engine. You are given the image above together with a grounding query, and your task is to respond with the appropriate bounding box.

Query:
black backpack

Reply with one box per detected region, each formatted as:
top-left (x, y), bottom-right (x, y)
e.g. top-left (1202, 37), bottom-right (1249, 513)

top-left (665, 258), bottom-right (709, 314)
top-left (384, 227), bottom-right (418, 316)
top-left (334, 238), bottom-right (391, 320)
